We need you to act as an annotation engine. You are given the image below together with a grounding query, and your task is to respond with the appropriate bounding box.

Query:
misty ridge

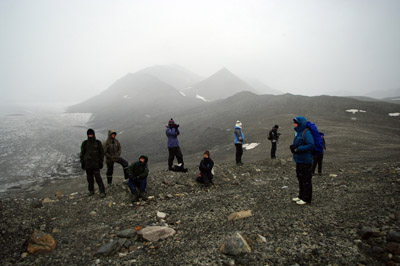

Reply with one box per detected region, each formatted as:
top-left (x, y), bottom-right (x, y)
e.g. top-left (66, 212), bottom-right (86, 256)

top-left (67, 64), bottom-right (400, 166)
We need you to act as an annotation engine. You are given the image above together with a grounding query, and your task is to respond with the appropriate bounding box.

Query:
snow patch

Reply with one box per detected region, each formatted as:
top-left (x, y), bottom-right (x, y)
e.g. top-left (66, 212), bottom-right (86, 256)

top-left (123, 95), bottom-right (130, 99)
top-left (196, 94), bottom-right (209, 102)
top-left (346, 109), bottom-right (366, 114)
top-left (181, 87), bottom-right (192, 91)
top-left (391, 98), bottom-right (400, 101)
top-left (243, 143), bottom-right (260, 150)
top-left (389, 113), bottom-right (400, 117)
top-left (179, 91), bottom-right (186, 97)
top-left (145, 115), bottom-right (151, 118)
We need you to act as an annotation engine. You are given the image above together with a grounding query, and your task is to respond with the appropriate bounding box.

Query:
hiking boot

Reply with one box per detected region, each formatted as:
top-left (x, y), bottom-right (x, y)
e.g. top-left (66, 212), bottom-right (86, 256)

top-left (168, 166), bottom-right (173, 171)
top-left (99, 192), bottom-right (106, 198)
top-left (139, 191), bottom-right (147, 199)
top-left (107, 183), bottom-right (112, 187)
top-left (88, 191), bottom-right (95, 196)
top-left (292, 197), bottom-right (301, 202)
top-left (296, 200), bottom-right (308, 205)
top-left (132, 193), bottom-right (138, 202)
top-left (236, 162), bottom-right (243, 166)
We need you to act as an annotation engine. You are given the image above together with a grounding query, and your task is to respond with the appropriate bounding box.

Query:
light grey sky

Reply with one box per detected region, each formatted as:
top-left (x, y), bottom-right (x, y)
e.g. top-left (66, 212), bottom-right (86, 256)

top-left (1, 0), bottom-right (399, 104)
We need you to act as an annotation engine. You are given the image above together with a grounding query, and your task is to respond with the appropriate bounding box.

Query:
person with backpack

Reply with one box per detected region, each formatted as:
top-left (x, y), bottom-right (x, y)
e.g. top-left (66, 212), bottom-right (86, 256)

top-left (268, 125), bottom-right (280, 159)
top-left (127, 155), bottom-right (149, 202)
top-left (166, 118), bottom-right (187, 172)
top-left (80, 128), bottom-right (106, 198)
top-left (103, 130), bottom-right (129, 186)
top-left (312, 132), bottom-right (326, 175)
top-left (290, 117), bottom-right (315, 205)
top-left (196, 150), bottom-right (214, 187)
top-left (234, 120), bottom-right (244, 166)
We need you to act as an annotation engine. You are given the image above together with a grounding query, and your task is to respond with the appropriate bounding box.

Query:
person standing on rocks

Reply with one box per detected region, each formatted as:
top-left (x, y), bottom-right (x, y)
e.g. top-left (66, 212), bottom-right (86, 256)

top-left (166, 118), bottom-right (187, 172)
top-left (290, 117), bottom-right (315, 205)
top-left (268, 125), bottom-right (281, 159)
top-left (80, 128), bottom-right (106, 198)
top-left (234, 120), bottom-right (244, 166)
top-left (127, 155), bottom-right (149, 202)
top-left (196, 150), bottom-right (214, 187)
top-left (103, 129), bottom-right (129, 186)
top-left (312, 132), bottom-right (326, 176)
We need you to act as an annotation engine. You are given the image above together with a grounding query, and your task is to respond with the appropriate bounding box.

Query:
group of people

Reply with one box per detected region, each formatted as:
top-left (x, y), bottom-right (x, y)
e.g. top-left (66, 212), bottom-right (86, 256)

top-left (234, 117), bottom-right (326, 205)
top-left (80, 129), bottom-right (149, 201)
top-left (80, 116), bottom-right (325, 205)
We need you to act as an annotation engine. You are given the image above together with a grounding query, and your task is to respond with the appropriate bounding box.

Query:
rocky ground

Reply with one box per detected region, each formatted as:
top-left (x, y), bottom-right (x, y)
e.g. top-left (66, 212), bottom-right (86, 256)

top-left (1, 156), bottom-right (400, 266)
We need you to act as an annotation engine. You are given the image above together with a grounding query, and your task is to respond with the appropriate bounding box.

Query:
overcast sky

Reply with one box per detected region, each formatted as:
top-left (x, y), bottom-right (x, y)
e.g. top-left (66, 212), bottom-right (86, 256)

top-left (1, 0), bottom-right (399, 104)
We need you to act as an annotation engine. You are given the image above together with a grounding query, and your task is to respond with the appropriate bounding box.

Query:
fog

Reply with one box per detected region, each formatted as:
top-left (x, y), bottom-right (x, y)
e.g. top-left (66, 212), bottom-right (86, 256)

top-left (1, 0), bottom-right (399, 105)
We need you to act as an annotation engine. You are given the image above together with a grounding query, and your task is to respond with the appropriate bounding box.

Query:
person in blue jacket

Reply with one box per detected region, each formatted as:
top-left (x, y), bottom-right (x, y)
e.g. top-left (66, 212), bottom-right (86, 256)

top-left (166, 118), bottom-right (186, 171)
top-left (234, 120), bottom-right (244, 166)
top-left (290, 116), bottom-right (315, 205)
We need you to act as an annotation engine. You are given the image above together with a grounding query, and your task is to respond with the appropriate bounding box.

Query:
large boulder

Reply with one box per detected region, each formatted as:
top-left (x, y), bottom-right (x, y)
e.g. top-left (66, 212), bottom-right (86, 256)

top-left (220, 232), bottom-right (251, 256)
top-left (137, 226), bottom-right (176, 242)
top-left (27, 230), bottom-right (56, 254)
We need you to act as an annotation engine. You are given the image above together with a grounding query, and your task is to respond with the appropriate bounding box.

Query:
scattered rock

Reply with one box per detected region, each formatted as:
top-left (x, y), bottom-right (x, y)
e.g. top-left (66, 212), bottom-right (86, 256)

top-left (387, 232), bottom-right (400, 243)
top-left (117, 229), bottom-right (136, 238)
top-left (256, 234), bottom-right (267, 243)
top-left (90, 211), bottom-right (96, 216)
top-left (358, 227), bottom-right (380, 240)
top-left (95, 240), bottom-right (124, 257)
top-left (329, 174), bottom-right (338, 178)
top-left (42, 198), bottom-right (56, 203)
top-left (137, 226), bottom-right (176, 242)
top-left (220, 232), bottom-right (251, 256)
top-left (55, 190), bottom-right (63, 199)
top-left (387, 242), bottom-right (400, 255)
top-left (21, 252), bottom-right (28, 258)
top-left (27, 230), bottom-right (56, 254)
top-left (30, 200), bottom-right (43, 208)
top-left (157, 211), bottom-right (167, 219)
top-left (227, 210), bottom-right (252, 221)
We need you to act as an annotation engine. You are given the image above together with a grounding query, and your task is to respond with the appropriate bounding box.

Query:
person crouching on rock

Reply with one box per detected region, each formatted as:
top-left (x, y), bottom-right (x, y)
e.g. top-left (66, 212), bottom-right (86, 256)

top-left (80, 129), bottom-right (106, 198)
top-left (127, 155), bottom-right (149, 202)
top-left (234, 120), bottom-right (244, 166)
top-left (196, 150), bottom-right (214, 187)
top-left (166, 118), bottom-right (187, 172)
top-left (103, 129), bottom-right (129, 186)
top-left (290, 117), bottom-right (315, 205)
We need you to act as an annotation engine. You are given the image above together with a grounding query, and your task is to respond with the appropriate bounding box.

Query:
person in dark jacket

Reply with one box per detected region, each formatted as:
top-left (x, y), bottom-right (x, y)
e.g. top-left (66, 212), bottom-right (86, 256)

top-left (233, 120), bottom-right (244, 166)
top-left (312, 132), bottom-right (326, 175)
top-left (103, 129), bottom-right (129, 186)
top-left (127, 155), bottom-right (149, 202)
top-left (165, 118), bottom-right (186, 172)
top-left (290, 117), bottom-right (315, 205)
top-left (196, 150), bottom-right (214, 187)
top-left (268, 125), bottom-right (281, 159)
top-left (80, 129), bottom-right (106, 198)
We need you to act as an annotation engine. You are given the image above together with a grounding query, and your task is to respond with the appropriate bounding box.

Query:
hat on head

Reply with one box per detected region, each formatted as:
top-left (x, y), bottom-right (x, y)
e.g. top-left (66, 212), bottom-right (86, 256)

top-left (274, 125), bottom-right (279, 129)
top-left (87, 128), bottom-right (95, 136)
top-left (293, 119), bottom-right (298, 124)
top-left (168, 118), bottom-right (175, 125)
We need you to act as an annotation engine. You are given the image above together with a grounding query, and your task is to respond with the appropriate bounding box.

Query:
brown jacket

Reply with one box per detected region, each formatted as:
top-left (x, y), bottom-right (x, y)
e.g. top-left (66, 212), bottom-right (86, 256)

top-left (103, 130), bottom-right (121, 163)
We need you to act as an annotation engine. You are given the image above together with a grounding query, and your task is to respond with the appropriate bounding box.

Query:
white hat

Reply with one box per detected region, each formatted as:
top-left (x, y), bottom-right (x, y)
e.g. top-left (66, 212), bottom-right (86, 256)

top-left (235, 120), bottom-right (242, 128)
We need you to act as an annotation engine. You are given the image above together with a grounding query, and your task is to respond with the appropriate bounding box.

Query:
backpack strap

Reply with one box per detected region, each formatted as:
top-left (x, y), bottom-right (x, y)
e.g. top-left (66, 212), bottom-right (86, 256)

top-left (301, 128), bottom-right (309, 140)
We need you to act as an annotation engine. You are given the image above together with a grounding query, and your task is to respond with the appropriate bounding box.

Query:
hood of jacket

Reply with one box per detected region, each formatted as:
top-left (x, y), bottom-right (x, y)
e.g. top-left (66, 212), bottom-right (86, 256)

top-left (138, 155), bottom-right (148, 165)
top-left (293, 116), bottom-right (307, 133)
top-left (108, 129), bottom-right (117, 138)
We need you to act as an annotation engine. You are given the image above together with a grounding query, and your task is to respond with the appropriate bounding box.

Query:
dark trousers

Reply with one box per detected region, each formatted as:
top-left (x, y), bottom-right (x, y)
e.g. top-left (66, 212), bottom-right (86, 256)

top-left (197, 172), bottom-right (213, 185)
top-left (86, 168), bottom-right (105, 193)
top-left (271, 141), bottom-right (277, 158)
top-left (168, 147), bottom-right (184, 168)
top-left (235, 144), bottom-right (243, 163)
top-left (128, 177), bottom-right (147, 195)
top-left (296, 163), bottom-right (312, 203)
top-left (106, 157), bottom-right (129, 184)
top-left (312, 153), bottom-right (324, 174)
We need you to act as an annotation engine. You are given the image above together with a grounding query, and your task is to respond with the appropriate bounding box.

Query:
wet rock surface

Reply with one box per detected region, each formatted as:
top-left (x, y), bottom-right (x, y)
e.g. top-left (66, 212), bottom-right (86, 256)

top-left (0, 159), bottom-right (399, 265)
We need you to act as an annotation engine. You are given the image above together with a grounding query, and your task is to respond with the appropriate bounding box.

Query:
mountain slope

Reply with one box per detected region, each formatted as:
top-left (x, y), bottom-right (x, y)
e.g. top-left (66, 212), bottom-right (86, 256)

top-left (183, 68), bottom-right (258, 101)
